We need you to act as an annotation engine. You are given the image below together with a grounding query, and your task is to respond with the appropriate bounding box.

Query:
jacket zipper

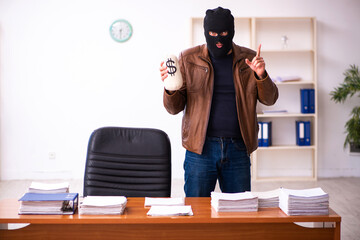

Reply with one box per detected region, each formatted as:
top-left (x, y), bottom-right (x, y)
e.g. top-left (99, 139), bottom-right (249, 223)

top-left (198, 56), bottom-right (214, 154)
top-left (233, 59), bottom-right (250, 155)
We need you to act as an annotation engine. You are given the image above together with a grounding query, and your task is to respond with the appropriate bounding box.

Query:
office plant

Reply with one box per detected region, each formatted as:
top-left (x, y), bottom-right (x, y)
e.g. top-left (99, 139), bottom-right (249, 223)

top-left (330, 64), bottom-right (360, 152)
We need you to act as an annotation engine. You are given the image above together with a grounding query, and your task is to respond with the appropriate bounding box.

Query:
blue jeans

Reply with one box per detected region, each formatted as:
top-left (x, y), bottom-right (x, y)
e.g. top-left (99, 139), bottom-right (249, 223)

top-left (184, 137), bottom-right (251, 197)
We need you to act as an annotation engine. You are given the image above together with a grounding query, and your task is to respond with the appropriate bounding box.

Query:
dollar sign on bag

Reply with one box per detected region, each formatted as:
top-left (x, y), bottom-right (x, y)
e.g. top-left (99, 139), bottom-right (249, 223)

top-left (166, 58), bottom-right (177, 76)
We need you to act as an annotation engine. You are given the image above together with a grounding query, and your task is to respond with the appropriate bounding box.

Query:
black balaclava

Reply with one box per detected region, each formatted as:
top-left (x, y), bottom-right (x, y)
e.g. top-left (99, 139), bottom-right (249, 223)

top-left (204, 7), bottom-right (234, 58)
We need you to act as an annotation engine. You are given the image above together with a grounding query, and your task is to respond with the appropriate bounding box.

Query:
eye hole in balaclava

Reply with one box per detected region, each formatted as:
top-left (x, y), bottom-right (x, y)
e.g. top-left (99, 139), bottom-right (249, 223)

top-left (203, 7), bottom-right (235, 59)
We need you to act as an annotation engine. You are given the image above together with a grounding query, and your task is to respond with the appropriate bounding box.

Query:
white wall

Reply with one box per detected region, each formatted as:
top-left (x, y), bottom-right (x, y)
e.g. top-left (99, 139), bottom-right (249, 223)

top-left (0, 0), bottom-right (359, 180)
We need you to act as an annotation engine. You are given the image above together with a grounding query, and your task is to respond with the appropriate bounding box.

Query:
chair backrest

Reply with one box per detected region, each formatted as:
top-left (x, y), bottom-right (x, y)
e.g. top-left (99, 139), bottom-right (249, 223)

top-left (83, 127), bottom-right (171, 197)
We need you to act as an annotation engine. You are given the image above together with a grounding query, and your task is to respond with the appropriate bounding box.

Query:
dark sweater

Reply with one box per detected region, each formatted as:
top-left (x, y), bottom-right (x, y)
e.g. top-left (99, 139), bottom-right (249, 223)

top-left (207, 53), bottom-right (242, 138)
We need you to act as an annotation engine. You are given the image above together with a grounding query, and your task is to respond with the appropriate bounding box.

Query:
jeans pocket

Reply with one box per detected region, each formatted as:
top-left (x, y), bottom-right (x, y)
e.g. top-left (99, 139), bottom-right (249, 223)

top-left (232, 139), bottom-right (247, 152)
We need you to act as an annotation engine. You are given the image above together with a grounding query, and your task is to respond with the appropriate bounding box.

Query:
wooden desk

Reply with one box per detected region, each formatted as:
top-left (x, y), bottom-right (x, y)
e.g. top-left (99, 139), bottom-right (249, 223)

top-left (0, 198), bottom-right (341, 240)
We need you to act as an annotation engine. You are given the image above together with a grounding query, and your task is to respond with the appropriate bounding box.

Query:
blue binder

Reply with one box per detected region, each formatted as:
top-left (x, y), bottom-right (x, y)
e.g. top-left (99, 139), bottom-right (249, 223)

top-left (258, 122), bottom-right (263, 147)
top-left (19, 193), bottom-right (78, 215)
top-left (304, 121), bottom-right (311, 145)
top-left (301, 89), bottom-right (315, 114)
top-left (296, 121), bottom-right (311, 146)
top-left (262, 121), bottom-right (272, 147)
top-left (300, 89), bottom-right (309, 113)
top-left (296, 121), bottom-right (303, 145)
top-left (308, 89), bottom-right (315, 113)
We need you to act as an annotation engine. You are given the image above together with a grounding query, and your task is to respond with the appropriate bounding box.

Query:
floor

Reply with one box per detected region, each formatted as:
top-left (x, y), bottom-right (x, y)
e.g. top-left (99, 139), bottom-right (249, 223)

top-left (1, 177), bottom-right (359, 240)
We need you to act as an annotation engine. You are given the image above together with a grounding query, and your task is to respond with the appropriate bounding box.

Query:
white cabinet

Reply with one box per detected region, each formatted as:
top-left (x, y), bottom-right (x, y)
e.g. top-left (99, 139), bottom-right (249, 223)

top-left (253, 18), bottom-right (317, 181)
top-left (190, 17), bottom-right (318, 181)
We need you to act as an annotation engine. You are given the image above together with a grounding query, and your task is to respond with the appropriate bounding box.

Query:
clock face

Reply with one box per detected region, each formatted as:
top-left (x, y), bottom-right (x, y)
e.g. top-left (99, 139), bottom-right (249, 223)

top-left (109, 19), bottom-right (133, 42)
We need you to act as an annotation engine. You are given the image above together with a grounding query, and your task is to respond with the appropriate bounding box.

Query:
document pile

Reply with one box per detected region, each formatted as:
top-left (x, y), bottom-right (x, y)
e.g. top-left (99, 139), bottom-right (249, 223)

top-left (18, 181), bottom-right (77, 215)
top-left (249, 188), bottom-right (280, 208)
top-left (147, 206), bottom-right (193, 216)
top-left (211, 192), bottom-right (258, 212)
top-left (279, 187), bottom-right (329, 216)
top-left (18, 192), bottom-right (78, 215)
top-left (79, 196), bottom-right (127, 215)
top-left (145, 197), bottom-right (193, 216)
top-left (28, 181), bottom-right (70, 193)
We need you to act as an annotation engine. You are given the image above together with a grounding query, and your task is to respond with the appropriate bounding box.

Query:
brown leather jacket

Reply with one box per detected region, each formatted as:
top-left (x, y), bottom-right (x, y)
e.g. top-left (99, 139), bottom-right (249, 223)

top-left (163, 43), bottom-right (278, 155)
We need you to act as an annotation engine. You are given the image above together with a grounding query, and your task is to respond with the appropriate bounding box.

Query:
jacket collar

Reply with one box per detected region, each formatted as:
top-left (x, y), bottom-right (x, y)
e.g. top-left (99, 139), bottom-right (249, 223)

top-left (199, 44), bottom-right (211, 63)
top-left (231, 42), bottom-right (245, 63)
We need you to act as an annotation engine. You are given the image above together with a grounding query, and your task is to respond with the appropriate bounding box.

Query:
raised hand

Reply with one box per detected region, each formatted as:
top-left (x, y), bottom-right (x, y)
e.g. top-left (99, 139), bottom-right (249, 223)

top-left (245, 44), bottom-right (266, 79)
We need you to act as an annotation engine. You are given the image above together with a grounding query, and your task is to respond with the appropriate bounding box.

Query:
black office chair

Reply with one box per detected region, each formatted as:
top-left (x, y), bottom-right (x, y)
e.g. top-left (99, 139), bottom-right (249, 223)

top-left (83, 127), bottom-right (171, 197)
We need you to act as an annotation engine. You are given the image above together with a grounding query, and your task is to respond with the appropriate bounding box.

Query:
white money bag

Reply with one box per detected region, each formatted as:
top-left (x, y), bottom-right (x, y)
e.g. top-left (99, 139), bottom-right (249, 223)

top-left (164, 54), bottom-right (183, 91)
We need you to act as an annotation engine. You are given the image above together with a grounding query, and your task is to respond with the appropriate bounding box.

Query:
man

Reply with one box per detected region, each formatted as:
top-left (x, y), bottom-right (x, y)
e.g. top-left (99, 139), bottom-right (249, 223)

top-left (160, 7), bottom-right (278, 197)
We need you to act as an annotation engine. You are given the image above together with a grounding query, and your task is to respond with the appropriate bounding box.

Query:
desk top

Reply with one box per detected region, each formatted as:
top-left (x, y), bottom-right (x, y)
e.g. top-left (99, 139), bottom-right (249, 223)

top-left (0, 198), bottom-right (341, 224)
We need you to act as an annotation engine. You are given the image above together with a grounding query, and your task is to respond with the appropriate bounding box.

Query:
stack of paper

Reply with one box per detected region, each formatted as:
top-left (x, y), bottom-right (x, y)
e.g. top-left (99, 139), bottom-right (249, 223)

top-left (279, 187), bottom-right (329, 216)
top-left (79, 196), bottom-right (127, 215)
top-left (211, 192), bottom-right (258, 212)
top-left (249, 188), bottom-right (280, 208)
top-left (18, 193), bottom-right (78, 215)
top-left (144, 197), bottom-right (184, 207)
top-left (145, 197), bottom-right (192, 216)
top-left (147, 205), bottom-right (193, 216)
top-left (28, 182), bottom-right (70, 193)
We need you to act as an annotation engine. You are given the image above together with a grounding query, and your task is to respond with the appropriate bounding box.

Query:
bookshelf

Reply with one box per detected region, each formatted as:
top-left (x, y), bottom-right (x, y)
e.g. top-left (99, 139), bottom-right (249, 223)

top-left (190, 17), bottom-right (317, 181)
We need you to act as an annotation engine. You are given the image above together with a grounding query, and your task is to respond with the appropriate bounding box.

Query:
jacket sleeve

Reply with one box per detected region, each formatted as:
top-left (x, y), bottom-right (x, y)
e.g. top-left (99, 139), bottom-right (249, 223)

top-left (163, 52), bottom-right (187, 115)
top-left (256, 72), bottom-right (279, 106)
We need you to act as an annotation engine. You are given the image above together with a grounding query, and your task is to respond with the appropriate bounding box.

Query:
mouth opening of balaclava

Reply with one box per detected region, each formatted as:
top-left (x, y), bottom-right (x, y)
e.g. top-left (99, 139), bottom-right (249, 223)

top-left (203, 7), bottom-right (234, 59)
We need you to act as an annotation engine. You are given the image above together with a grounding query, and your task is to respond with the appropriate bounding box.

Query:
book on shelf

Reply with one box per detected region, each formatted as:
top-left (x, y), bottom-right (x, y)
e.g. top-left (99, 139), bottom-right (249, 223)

top-left (261, 109), bottom-right (288, 114)
top-left (275, 76), bottom-right (301, 83)
top-left (18, 192), bottom-right (78, 215)
top-left (79, 196), bottom-right (127, 215)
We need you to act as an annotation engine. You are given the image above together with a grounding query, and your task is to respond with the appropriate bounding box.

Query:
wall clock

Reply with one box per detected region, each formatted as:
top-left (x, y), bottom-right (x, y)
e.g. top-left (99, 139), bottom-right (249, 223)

top-left (109, 19), bottom-right (133, 43)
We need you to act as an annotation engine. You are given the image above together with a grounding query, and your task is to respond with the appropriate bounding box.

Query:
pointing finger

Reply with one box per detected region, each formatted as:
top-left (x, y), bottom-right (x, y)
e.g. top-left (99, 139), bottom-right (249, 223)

top-left (256, 44), bottom-right (261, 57)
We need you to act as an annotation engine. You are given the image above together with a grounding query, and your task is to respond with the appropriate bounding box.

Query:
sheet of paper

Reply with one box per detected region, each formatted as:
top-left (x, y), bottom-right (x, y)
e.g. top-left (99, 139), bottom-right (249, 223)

top-left (281, 187), bottom-right (328, 197)
top-left (29, 182), bottom-right (69, 191)
top-left (144, 197), bottom-right (184, 207)
top-left (249, 188), bottom-right (281, 199)
top-left (211, 191), bottom-right (256, 200)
